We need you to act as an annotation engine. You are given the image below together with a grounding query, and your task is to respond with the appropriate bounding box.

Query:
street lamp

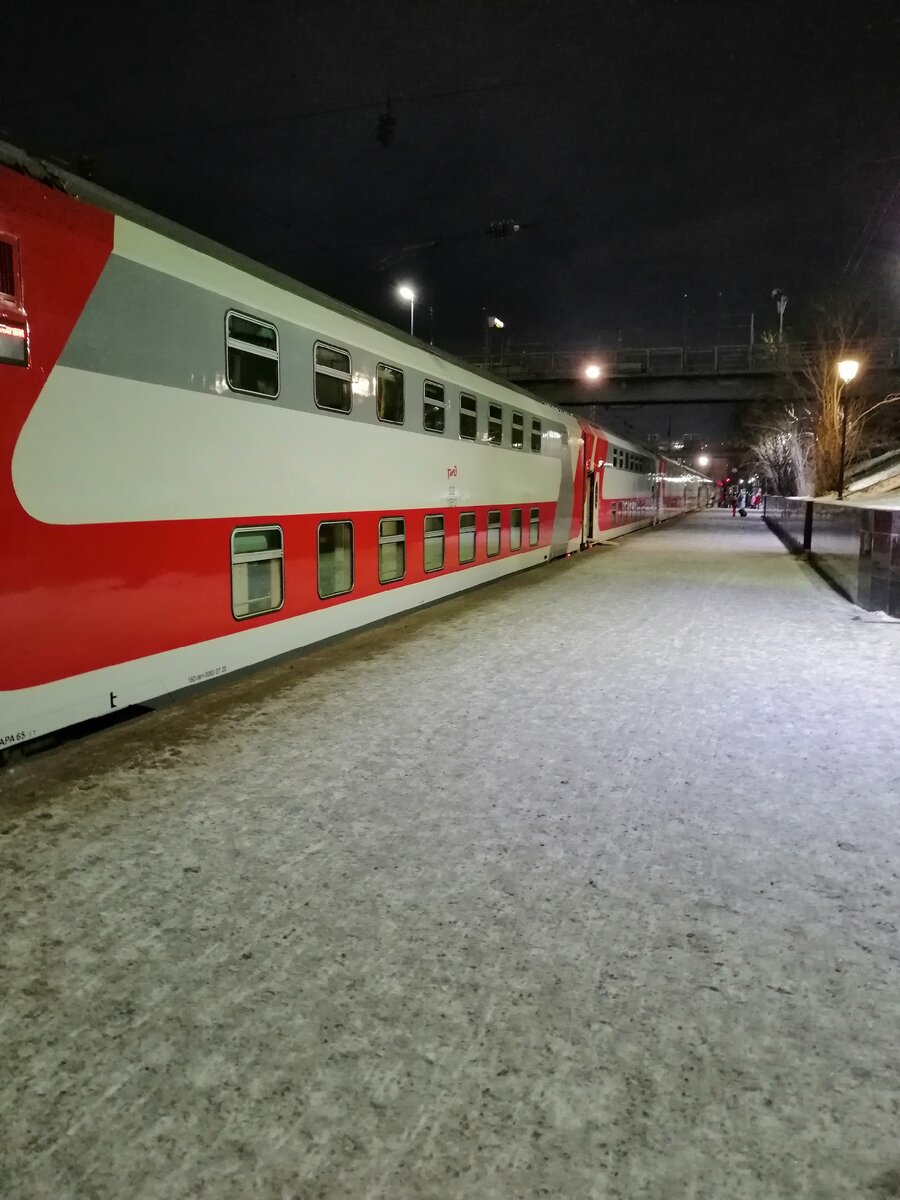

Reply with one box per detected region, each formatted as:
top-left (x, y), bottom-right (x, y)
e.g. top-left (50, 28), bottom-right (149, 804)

top-left (697, 454), bottom-right (710, 469)
top-left (584, 363), bottom-right (602, 381)
top-left (397, 284), bottom-right (416, 336)
top-left (836, 358), bottom-right (860, 500)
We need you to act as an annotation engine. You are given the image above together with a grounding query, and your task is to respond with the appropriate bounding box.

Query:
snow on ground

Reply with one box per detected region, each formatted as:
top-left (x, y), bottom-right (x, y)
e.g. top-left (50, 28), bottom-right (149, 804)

top-left (1, 509), bottom-right (899, 1200)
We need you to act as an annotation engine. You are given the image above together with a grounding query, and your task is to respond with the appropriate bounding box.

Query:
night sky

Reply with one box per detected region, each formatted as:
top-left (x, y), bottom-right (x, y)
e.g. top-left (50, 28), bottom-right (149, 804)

top-left (3, 0), bottom-right (898, 354)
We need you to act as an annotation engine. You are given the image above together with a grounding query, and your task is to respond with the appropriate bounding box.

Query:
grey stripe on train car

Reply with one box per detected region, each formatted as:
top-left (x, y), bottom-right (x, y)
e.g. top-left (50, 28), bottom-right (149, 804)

top-left (57, 256), bottom-right (570, 458)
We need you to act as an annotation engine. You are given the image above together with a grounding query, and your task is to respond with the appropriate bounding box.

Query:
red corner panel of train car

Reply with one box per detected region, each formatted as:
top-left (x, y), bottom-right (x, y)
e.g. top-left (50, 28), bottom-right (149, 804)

top-left (0, 167), bottom-right (115, 688)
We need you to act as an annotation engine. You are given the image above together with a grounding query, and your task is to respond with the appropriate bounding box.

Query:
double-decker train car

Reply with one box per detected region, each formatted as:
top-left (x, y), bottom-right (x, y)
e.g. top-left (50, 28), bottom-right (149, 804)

top-left (0, 143), bottom-right (709, 755)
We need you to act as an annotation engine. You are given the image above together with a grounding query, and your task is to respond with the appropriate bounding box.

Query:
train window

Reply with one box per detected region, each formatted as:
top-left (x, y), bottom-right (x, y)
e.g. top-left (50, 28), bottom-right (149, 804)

top-left (611, 502), bottom-right (617, 526)
top-left (226, 311), bottom-right (279, 398)
top-left (488, 404), bottom-right (503, 446)
top-left (424, 514), bottom-right (445, 572)
top-left (529, 507), bottom-right (540, 546)
top-left (487, 511), bottom-right (501, 555)
top-left (378, 517), bottom-right (406, 584)
top-left (531, 419), bottom-right (542, 453)
top-left (314, 343), bottom-right (352, 413)
top-left (510, 509), bottom-right (522, 551)
top-left (0, 239), bottom-right (19, 303)
top-left (318, 521), bottom-right (354, 598)
top-left (511, 412), bottom-right (524, 449)
top-left (459, 393), bottom-right (477, 440)
top-left (231, 526), bottom-right (284, 619)
top-left (423, 380), bottom-right (445, 433)
top-left (376, 363), bottom-right (404, 424)
top-left (459, 512), bottom-right (476, 563)
top-left (0, 318), bottom-right (27, 367)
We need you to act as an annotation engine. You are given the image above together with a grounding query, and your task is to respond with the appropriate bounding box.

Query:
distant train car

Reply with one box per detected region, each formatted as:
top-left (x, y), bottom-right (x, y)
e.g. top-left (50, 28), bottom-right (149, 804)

top-left (0, 142), bottom-right (708, 755)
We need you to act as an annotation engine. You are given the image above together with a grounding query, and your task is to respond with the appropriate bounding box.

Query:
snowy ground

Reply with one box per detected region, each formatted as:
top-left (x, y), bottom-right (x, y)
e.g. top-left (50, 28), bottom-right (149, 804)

top-left (2, 509), bottom-right (899, 1200)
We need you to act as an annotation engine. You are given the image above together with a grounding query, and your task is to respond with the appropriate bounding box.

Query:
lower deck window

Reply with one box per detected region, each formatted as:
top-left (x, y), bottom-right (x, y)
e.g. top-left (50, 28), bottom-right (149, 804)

top-left (318, 521), bottom-right (354, 597)
top-left (529, 507), bottom-right (540, 546)
top-left (459, 512), bottom-right (476, 563)
top-left (231, 526), bottom-right (284, 619)
top-left (379, 517), bottom-right (406, 584)
top-left (424, 514), bottom-right (445, 572)
top-left (510, 509), bottom-right (522, 551)
top-left (487, 510), bottom-right (501, 556)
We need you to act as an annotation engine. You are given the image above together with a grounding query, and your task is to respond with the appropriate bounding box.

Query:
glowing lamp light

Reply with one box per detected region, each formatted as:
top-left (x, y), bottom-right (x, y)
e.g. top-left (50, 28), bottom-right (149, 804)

top-left (396, 283), bottom-right (417, 335)
top-left (697, 454), bottom-right (710, 468)
top-left (837, 358), bottom-right (859, 383)
top-left (584, 363), bottom-right (602, 381)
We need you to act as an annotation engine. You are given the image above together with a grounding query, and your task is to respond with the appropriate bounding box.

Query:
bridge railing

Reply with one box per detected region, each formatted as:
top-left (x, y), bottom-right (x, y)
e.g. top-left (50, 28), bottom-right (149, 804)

top-left (478, 339), bottom-right (900, 379)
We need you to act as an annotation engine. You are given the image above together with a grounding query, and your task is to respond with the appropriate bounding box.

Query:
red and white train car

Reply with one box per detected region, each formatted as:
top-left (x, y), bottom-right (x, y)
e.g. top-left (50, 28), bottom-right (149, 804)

top-left (0, 143), bottom-right (708, 754)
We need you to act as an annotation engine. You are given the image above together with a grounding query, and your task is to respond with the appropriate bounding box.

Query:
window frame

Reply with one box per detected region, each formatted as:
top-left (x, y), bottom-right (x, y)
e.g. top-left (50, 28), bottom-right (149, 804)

top-left (529, 506), bottom-right (540, 547)
top-left (487, 404), bottom-right (503, 446)
top-left (531, 418), bottom-right (542, 453)
top-left (486, 510), bottom-right (501, 556)
top-left (225, 309), bottom-right (280, 399)
top-left (230, 524), bottom-right (285, 621)
top-left (378, 516), bottom-right (406, 585)
top-left (423, 379), bottom-right (446, 434)
top-left (459, 393), bottom-right (478, 441)
top-left (314, 340), bottom-right (353, 414)
top-left (511, 412), bottom-right (524, 449)
top-left (375, 362), bottom-right (405, 425)
top-left (510, 508), bottom-right (522, 551)
top-left (317, 519), bottom-right (355, 599)
top-left (424, 513), bottom-right (445, 573)
top-left (459, 511), bottom-right (477, 564)
top-left (0, 236), bottom-right (21, 305)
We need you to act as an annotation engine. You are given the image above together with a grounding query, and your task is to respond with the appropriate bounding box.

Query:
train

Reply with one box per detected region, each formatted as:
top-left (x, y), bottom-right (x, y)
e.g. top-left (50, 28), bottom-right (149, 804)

top-left (0, 141), bottom-right (710, 757)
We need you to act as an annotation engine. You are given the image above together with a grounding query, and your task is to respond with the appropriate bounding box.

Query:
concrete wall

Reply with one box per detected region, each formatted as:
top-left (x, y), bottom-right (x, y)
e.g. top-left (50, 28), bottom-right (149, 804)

top-left (765, 499), bottom-right (900, 616)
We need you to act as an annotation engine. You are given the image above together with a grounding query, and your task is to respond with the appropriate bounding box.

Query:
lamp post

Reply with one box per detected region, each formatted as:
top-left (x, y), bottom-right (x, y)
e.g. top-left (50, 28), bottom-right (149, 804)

top-left (397, 284), bottom-right (416, 336)
top-left (484, 314), bottom-right (504, 365)
top-left (771, 289), bottom-right (788, 344)
top-left (836, 358), bottom-right (860, 500)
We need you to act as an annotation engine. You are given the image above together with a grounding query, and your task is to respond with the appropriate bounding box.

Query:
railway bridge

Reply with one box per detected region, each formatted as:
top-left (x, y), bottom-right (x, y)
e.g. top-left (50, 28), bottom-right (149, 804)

top-left (477, 338), bottom-right (900, 407)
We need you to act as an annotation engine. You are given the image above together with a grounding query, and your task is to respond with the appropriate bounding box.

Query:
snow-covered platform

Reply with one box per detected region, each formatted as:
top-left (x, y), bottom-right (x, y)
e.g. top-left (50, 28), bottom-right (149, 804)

top-left (2, 509), bottom-right (899, 1200)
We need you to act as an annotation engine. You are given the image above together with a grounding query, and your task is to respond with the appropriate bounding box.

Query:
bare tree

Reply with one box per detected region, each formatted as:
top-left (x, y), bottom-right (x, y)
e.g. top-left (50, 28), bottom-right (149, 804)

top-left (751, 298), bottom-right (894, 495)
top-left (743, 398), bottom-right (814, 495)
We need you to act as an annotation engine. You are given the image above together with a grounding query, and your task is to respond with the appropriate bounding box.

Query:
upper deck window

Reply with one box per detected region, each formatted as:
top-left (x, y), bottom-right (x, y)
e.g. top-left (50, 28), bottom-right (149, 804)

top-left (0, 240), bottom-right (17, 303)
top-left (226, 311), bottom-right (279, 398)
top-left (511, 412), bottom-right (524, 449)
top-left (315, 342), bottom-right (352, 412)
top-left (459, 394), bottom-right (477, 441)
top-left (376, 363), bottom-right (404, 424)
top-left (488, 404), bottom-right (503, 446)
top-left (423, 380), bottom-right (445, 433)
